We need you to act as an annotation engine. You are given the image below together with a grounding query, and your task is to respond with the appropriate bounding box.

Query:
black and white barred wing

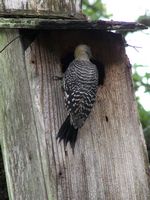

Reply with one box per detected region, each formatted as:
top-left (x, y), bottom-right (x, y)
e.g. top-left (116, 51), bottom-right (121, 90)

top-left (64, 60), bottom-right (98, 129)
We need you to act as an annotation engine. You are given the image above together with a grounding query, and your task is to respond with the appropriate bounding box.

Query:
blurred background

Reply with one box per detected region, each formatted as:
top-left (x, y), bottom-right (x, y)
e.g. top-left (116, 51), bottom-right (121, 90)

top-left (83, 0), bottom-right (150, 159)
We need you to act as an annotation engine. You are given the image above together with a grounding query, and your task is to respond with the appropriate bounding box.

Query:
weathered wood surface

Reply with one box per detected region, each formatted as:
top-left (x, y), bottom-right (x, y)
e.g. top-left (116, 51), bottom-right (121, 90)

top-left (0, 29), bottom-right (149, 199)
top-left (0, 18), bottom-right (147, 31)
top-left (0, 0), bottom-right (83, 19)
top-left (0, 29), bottom-right (48, 200)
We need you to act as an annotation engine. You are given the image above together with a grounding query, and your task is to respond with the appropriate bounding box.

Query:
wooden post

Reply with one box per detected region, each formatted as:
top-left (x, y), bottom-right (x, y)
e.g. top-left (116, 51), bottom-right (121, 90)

top-left (0, 1), bottom-right (149, 200)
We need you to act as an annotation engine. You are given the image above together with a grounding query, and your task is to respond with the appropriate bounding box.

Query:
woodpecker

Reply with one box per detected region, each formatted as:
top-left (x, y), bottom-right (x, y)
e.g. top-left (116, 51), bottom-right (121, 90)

top-left (57, 44), bottom-right (99, 151)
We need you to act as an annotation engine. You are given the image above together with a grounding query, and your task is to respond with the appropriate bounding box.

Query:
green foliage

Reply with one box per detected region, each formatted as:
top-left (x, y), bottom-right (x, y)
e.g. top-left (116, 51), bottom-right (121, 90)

top-left (137, 15), bottom-right (150, 27)
top-left (132, 64), bottom-right (150, 158)
top-left (133, 64), bottom-right (150, 93)
top-left (138, 101), bottom-right (150, 158)
top-left (82, 0), bottom-right (111, 20)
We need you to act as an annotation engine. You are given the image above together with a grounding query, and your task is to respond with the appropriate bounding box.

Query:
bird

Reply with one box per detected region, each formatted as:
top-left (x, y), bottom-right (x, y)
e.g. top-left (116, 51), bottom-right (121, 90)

top-left (57, 44), bottom-right (99, 152)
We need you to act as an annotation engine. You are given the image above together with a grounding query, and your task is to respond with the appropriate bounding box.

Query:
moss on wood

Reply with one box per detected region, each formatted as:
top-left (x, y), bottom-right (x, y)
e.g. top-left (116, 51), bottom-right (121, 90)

top-left (0, 18), bottom-right (147, 31)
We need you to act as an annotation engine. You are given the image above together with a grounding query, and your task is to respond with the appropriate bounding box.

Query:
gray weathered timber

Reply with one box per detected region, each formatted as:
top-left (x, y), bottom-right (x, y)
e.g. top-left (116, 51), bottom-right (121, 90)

top-left (0, 0), bottom-right (149, 198)
top-left (0, 0), bottom-right (83, 18)
top-left (0, 18), bottom-right (147, 31)
top-left (0, 29), bottom-right (49, 200)
top-left (3, 30), bottom-right (148, 200)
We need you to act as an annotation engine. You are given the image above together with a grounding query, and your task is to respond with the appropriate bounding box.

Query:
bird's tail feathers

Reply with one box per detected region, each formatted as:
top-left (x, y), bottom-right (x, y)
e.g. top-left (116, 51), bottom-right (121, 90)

top-left (56, 116), bottom-right (78, 152)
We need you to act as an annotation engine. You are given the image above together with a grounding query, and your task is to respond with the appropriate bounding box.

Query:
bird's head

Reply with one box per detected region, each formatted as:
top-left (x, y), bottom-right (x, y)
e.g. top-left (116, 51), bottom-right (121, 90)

top-left (74, 44), bottom-right (92, 60)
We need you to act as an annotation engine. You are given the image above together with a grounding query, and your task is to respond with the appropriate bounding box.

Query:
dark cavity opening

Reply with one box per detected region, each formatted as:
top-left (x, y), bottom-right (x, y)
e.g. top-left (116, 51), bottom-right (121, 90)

top-left (105, 116), bottom-right (109, 122)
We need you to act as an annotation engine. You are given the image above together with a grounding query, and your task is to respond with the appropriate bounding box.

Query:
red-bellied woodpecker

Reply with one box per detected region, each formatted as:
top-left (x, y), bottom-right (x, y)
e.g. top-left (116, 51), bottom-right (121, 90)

top-left (57, 44), bottom-right (99, 151)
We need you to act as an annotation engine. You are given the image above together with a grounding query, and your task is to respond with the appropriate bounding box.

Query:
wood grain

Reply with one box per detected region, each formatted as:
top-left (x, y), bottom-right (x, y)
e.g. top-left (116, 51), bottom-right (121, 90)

top-left (0, 29), bottom-right (48, 200)
top-left (0, 0), bottom-right (83, 19)
top-left (26, 31), bottom-right (150, 199)
top-left (0, 29), bottom-right (149, 199)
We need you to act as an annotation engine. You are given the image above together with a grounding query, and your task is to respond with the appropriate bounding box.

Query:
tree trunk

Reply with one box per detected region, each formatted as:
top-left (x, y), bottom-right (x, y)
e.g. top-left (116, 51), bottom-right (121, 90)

top-left (0, 1), bottom-right (149, 200)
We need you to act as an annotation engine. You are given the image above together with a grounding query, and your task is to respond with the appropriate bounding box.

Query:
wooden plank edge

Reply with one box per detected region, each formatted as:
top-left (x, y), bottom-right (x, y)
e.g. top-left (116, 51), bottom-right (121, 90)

top-left (0, 18), bottom-right (148, 31)
top-left (0, 10), bottom-right (86, 20)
